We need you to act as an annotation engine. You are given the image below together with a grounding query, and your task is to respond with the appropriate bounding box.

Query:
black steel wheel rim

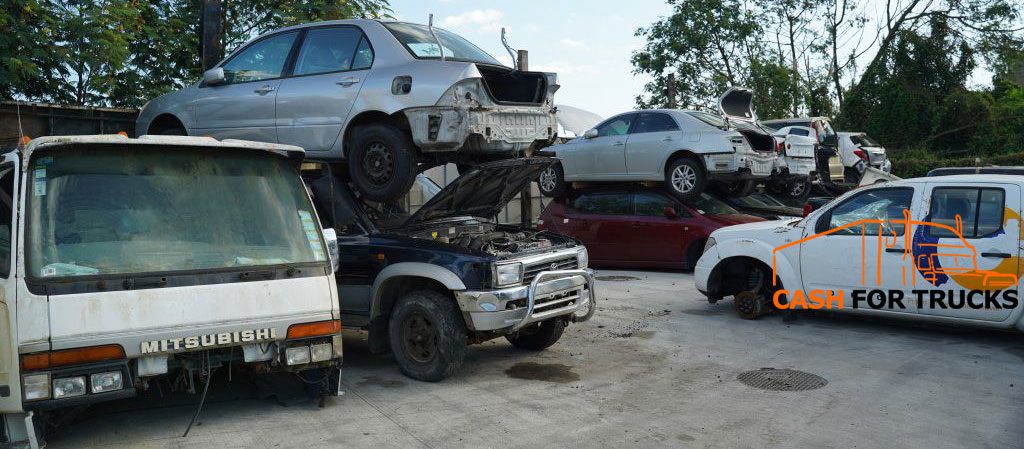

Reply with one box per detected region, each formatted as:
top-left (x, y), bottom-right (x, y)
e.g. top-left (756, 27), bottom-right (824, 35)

top-left (364, 142), bottom-right (394, 185)
top-left (401, 311), bottom-right (437, 364)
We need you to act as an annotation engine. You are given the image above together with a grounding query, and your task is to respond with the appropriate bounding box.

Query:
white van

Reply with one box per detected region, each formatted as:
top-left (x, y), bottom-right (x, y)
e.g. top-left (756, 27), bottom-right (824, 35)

top-left (1, 135), bottom-right (343, 447)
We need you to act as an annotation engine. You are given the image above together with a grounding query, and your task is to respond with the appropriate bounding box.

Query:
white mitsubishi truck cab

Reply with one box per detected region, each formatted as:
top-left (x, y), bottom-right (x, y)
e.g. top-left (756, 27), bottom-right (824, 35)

top-left (696, 175), bottom-right (1024, 329)
top-left (1, 135), bottom-right (343, 447)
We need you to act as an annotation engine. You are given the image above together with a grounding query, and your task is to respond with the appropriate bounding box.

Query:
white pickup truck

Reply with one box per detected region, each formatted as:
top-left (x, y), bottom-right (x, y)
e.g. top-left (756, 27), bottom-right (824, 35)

top-left (1, 135), bottom-right (343, 448)
top-left (696, 174), bottom-right (1024, 329)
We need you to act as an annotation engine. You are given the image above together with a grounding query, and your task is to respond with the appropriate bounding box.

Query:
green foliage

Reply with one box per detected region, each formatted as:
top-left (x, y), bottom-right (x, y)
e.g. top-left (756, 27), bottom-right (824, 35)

top-left (1, 0), bottom-right (390, 107)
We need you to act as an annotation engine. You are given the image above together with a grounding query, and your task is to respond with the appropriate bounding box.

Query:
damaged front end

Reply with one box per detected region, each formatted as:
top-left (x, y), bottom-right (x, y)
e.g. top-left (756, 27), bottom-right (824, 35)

top-left (403, 66), bottom-right (560, 155)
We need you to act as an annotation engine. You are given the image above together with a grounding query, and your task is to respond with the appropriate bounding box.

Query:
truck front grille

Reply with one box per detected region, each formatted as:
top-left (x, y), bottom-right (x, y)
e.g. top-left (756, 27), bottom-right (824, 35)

top-left (522, 256), bottom-right (579, 284)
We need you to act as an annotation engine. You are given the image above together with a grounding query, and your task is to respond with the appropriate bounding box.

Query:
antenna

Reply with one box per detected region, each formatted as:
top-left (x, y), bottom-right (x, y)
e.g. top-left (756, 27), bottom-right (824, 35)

top-left (501, 28), bottom-right (517, 68)
top-left (15, 101), bottom-right (25, 150)
top-left (428, 14), bottom-right (445, 61)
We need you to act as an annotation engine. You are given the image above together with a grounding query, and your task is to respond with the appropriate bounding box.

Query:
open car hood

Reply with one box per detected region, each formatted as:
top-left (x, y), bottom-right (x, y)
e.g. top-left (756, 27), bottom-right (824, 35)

top-left (403, 158), bottom-right (555, 227)
top-left (718, 87), bottom-right (758, 123)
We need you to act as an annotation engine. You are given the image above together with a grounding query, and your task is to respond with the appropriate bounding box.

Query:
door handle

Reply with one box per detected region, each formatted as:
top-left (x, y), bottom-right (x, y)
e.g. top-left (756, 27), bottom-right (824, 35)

top-left (885, 247), bottom-right (905, 253)
top-left (336, 77), bottom-right (361, 87)
top-left (254, 85), bottom-right (275, 94)
top-left (612, 141), bottom-right (625, 147)
top-left (981, 252), bottom-right (1012, 259)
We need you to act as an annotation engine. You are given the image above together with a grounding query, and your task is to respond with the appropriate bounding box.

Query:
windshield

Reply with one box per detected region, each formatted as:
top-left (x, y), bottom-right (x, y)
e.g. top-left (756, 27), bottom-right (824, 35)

top-left (850, 133), bottom-right (881, 147)
top-left (27, 146), bottom-right (326, 279)
top-left (383, 22), bottom-right (503, 66)
top-left (686, 193), bottom-right (739, 216)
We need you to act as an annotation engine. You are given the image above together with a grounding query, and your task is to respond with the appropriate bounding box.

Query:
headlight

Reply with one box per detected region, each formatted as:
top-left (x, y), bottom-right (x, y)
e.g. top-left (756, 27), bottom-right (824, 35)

top-left (53, 376), bottom-right (86, 399)
top-left (90, 371), bottom-right (123, 394)
top-left (493, 262), bottom-right (524, 287)
top-left (22, 373), bottom-right (50, 401)
top-left (309, 343), bottom-right (333, 362)
top-left (576, 247), bottom-right (589, 269)
top-left (285, 346), bottom-right (311, 366)
top-left (703, 238), bottom-right (717, 254)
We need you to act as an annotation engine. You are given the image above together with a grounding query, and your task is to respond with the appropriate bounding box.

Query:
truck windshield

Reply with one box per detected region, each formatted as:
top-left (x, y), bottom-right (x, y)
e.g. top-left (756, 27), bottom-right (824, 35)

top-left (27, 146), bottom-right (327, 279)
top-left (383, 22), bottom-right (504, 66)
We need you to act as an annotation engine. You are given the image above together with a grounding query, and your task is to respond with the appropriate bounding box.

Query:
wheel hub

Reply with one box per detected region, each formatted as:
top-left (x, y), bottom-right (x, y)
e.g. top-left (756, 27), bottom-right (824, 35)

top-left (363, 142), bottom-right (394, 185)
top-left (539, 167), bottom-right (557, 192)
top-left (671, 165), bottom-right (697, 193)
top-left (401, 312), bottom-right (437, 364)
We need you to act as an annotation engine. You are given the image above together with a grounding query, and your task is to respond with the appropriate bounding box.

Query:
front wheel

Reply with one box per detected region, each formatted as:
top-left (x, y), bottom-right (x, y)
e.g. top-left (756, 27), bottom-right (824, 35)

top-left (782, 179), bottom-right (811, 202)
top-left (665, 158), bottom-right (706, 201)
top-left (506, 319), bottom-right (566, 350)
top-left (388, 290), bottom-right (467, 382)
top-left (538, 163), bottom-right (569, 197)
top-left (348, 123), bottom-right (418, 202)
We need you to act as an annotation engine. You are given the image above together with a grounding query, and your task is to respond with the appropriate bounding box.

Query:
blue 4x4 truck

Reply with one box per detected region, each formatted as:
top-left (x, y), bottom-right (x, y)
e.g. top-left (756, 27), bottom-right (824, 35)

top-left (305, 159), bottom-right (596, 381)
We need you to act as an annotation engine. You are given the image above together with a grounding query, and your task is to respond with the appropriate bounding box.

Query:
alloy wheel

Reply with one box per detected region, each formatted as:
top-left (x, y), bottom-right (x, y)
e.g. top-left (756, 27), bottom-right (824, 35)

top-left (539, 167), bottom-right (557, 192)
top-left (671, 165), bottom-right (697, 193)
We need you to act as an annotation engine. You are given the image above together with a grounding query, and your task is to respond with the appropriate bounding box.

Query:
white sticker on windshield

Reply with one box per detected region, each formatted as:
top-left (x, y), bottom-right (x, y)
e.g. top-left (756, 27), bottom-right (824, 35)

top-left (298, 210), bottom-right (325, 260)
top-left (33, 167), bottom-right (46, 196)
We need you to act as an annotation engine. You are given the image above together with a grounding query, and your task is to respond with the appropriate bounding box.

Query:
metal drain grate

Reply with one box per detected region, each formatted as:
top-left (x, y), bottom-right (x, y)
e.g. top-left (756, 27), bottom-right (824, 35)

top-left (595, 275), bottom-right (640, 282)
top-left (737, 368), bottom-right (828, 391)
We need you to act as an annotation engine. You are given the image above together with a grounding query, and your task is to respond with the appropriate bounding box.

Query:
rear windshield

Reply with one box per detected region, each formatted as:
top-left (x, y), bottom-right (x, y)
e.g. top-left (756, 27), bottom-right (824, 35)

top-left (686, 111), bottom-right (727, 128)
top-left (27, 146), bottom-right (326, 279)
top-left (850, 134), bottom-right (881, 147)
top-left (383, 22), bottom-right (503, 66)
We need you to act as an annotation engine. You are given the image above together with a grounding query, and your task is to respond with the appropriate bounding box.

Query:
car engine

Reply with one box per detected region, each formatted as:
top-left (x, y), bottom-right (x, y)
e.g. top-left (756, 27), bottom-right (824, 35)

top-left (410, 223), bottom-right (559, 257)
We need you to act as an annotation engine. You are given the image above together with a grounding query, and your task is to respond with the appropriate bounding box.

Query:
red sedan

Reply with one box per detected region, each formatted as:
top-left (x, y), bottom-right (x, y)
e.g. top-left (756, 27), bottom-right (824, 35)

top-left (538, 188), bottom-right (764, 269)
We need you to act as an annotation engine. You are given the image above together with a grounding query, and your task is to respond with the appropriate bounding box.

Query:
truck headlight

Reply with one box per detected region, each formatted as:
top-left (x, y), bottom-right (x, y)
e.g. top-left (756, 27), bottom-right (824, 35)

top-left (703, 238), bottom-right (717, 254)
top-left (285, 346), bottom-right (311, 366)
top-left (22, 373), bottom-right (50, 401)
top-left (90, 371), bottom-right (123, 394)
top-left (309, 343), bottom-right (333, 363)
top-left (493, 262), bottom-right (523, 287)
top-left (53, 376), bottom-right (86, 399)
top-left (576, 247), bottom-right (589, 269)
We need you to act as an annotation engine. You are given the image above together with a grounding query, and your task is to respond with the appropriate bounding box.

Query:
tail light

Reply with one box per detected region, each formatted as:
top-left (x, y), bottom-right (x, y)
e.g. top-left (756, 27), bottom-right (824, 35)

top-left (287, 320), bottom-right (341, 339)
top-left (854, 149), bottom-right (868, 161)
top-left (775, 140), bottom-right (784, 153)
top-left (21, 345), bottom-right (126, 371)
top-left (803, 203), bottom-right (813, 217)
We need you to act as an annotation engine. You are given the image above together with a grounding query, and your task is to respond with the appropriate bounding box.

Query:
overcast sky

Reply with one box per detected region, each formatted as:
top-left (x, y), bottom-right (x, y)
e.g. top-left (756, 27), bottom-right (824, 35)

top-left (388, 0), bottom-right (996, 120)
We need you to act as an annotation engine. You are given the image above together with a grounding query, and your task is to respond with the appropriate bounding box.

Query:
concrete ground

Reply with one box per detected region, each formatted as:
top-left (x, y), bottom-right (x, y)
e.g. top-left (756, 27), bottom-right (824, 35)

top-left (47, 270), bottom-right (1024, 449)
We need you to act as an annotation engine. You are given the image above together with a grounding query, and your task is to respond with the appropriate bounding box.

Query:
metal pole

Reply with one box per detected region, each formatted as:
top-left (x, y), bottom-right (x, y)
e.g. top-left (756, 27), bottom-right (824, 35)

top-left (517, 49), bottom-right (533, 227)
top-left (201, 0), bottom-right (224, 72)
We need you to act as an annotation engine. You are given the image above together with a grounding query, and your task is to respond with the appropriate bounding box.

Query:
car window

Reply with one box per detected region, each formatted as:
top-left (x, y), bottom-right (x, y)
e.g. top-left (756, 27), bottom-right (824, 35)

top-left (0, 166), bottom-right (12, 277)
top-left (632, 113), bottom-right (679, 134)
top-left (928, 187), bottom-right (1004, 238)
top-left (596, 115), bottom-right (634, 137)
top-left (293, 27), bottom-right (365, 76)
top-left (818, 120), bottom-right (837, 144)
top-left (221, 32), bottom-right (298, 84)
top-left (352, 36), bottom-right (374, 70)
top-left (850, 134), bottom-right (881, 147)
top-left (383, 22), bottom-right (502, 66)
top-left (571, 193), bottom-right (630, 215)
top-left (685, 111), bottom-right (726, 128)
top-left (825, 188), bottom-right (914, 236)
top-left (788, 128), bottom-right (810, 137)
top-left (634, 192), bottom-right (689, 217)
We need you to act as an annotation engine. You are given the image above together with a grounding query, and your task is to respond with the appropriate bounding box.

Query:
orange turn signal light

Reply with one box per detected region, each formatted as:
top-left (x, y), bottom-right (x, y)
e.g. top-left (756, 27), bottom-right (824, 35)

top-left (19, 135), bottom-right (31, 145)
top-left (287, 320), bottom-right (342, 339)
top-left (20, 344), bottom-right (126, 371)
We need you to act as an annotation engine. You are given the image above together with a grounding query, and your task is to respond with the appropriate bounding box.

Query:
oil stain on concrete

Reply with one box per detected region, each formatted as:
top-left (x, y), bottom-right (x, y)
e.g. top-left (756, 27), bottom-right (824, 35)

top-left (505, 362), bottom-right (580, 383)
top-left (355, 375), bottom-right (406, 389)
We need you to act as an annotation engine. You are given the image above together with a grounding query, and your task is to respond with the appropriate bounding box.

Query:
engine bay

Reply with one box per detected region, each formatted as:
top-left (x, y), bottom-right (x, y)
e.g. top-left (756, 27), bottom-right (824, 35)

top-left (408, 222), bottom-right (564, 257)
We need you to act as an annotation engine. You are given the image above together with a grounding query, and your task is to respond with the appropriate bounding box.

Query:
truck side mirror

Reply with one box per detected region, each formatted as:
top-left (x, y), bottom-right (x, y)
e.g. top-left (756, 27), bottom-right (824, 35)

top-left (583, 128), bottom-right (598, 139)
top-left (202, 67), bottom-right (225, 86)
top-left (322, 228), bottom-right (339, 273)
top-left (663, 206), bottom-right (678, 218)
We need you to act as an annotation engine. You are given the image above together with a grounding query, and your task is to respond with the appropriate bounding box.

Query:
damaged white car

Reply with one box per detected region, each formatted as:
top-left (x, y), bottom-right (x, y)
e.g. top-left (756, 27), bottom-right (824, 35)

top-left (137, 19), bottom-right (559, 201)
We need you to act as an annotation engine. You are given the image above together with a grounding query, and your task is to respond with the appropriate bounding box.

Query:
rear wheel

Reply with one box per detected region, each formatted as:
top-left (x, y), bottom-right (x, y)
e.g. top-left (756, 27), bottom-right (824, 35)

top-left (781, 179), bottom-right (811, 202)
top-left (712, 179), bottom-right (755, 197)
top-left (506, 319), bottom-right (566, 350)
top-left (538, 162), bottom-right (569, 197)
top-left (388, 290), bottom-right (467, 382)
top-left (665, 158), bottom-right (706, 201)
top-left (349, 123), bottom-right (418, 202)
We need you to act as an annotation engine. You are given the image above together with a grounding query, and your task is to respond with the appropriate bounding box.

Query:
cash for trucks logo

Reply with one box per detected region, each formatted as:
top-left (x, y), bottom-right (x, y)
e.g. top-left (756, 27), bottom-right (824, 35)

top-left (770, 208), bottom-right (1022, 311)
top-left (141, 328), bottom-right (277, 354)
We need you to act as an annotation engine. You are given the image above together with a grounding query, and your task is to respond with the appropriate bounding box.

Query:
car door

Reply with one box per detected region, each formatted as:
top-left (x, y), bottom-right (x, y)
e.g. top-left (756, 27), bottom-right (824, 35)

top-left (913, 183), bottom-right (1021, 322)
top-left (799, 186), bottom-right (921, 315)
top-left (563, 192), bottom-right (633, 265)
top-left (276, 26), bottom-right (374, 154)
top-left (624, 112), bottom-right (683, 176)
top-left (0, 158), bottom-right (19, 413)
top-left (193, 31), bottom-right (300, 143)
top-left (561, 114), bottom-right (633, 179)
top-left (630, 191), bottom-right (690, 265)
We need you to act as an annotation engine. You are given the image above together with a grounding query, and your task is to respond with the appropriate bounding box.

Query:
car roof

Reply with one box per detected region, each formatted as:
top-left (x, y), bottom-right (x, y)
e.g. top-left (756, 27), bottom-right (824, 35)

top-left (892, 174), bottom-right (1024, 185)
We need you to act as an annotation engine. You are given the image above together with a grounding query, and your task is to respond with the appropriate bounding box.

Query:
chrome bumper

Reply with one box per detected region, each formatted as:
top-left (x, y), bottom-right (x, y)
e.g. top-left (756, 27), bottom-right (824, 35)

top-left (454, 269), bottom-right (595, 332)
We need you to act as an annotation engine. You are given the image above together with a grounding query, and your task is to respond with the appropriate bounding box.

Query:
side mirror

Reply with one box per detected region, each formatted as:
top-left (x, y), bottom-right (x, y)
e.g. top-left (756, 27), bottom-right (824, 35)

top-left (583, 128), bottom-right (599, 139)
top-left (203, 67), bottom-right (225, 86)
top-left (322, 228), bottom-right (340, 273)
top-left (663, 206), bottom-right (678, 218)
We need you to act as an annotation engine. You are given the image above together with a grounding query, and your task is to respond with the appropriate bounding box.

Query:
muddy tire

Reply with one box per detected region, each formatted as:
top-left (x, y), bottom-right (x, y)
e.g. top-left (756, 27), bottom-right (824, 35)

top-left (349, 123), bottom-right (418, 202)
top-left (506, 319), bottom-right (566, 350)
top-left (388, 290), bottom-right (467, 382)
top-left (538, 162), bottom-right (569, 197)
top-left (683, 239), bottom-right (706, 271)
top-left (665, 157), bottom-right (706, 201)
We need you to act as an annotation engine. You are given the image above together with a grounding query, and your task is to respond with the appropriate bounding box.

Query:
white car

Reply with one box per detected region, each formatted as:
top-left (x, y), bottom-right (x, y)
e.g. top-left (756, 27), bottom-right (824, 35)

top-left (769, 125), bottom-right (845, 184)
top-left (538, 87), bottom-right (812, 200)
top-left (839, 131), bottom-right (891, 175)
top-left (695, 174), bottom-right (1024, 330)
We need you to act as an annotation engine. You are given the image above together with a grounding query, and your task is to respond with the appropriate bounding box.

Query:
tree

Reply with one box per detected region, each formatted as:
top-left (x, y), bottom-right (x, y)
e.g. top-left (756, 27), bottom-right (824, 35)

top-left (0, 0), bottom-right (61, 100)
